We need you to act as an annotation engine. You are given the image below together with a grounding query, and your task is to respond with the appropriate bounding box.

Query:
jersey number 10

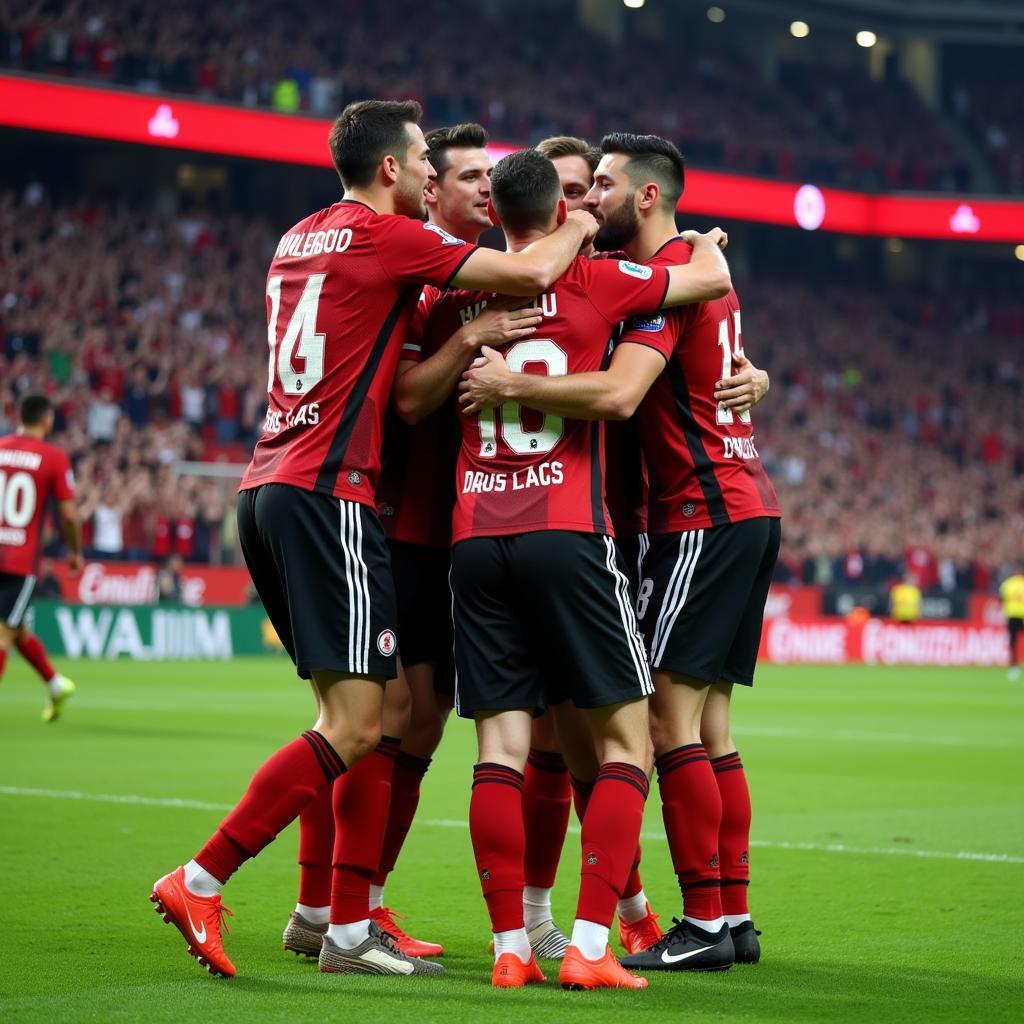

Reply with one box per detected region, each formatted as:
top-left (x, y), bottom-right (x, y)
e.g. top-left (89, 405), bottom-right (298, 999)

top-left (478, 339), bottom-right (567, 458)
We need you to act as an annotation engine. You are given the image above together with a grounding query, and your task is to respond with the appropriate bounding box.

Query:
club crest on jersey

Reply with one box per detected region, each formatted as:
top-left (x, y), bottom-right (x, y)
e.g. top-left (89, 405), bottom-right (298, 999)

top-left (682, 502), bottom-right (697, 517)
top-left (617, 260), bottom-right (653, 280)
top-left (377, 629), bottom-right (397, 656)
top-left (347, 471), bottom-right (362, 486)
top-left (628, 313), bottom-right (665, 333)
top-left (423, 222), bottom-right (466, 246)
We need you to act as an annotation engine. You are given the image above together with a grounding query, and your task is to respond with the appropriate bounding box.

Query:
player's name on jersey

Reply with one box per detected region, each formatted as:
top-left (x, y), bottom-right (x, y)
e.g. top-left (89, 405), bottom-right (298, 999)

top-left (0, 526), bottom-right (27, 545)
top-left (723, 437), bottom-right (761, 460)
top-left (0, 449), bottom-right (44, 469)
top-left (462, 461), bottom-right (564, 494)
top-left (274, 228), bottom-right (353, 260)
top-left (264, 401), bottom-right (320, 434)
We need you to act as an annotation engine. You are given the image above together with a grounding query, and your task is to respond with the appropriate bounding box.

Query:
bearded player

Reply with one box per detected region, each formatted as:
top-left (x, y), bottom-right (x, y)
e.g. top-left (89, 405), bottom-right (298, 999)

top-left (461, 133), bottom-right (777, 973)
top-left (149, 99), bottom-right (598, 980)
top-left (0, 393), bottom-right (80, 720)
top-left (282, 123), bottom-right (545, 960)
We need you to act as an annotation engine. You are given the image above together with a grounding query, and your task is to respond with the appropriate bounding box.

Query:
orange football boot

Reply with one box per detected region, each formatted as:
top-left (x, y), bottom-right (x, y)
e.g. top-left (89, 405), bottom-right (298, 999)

top-left (492, 952), bottom-right (547, 988)
top-left (618, 903), bottom-right (663, 955)
top-left (559, 944), bottom-right (648, 990)
top-left (370, 906), bottom-right (444, 957)
top-left (150, 866), bottom-right (236, 978)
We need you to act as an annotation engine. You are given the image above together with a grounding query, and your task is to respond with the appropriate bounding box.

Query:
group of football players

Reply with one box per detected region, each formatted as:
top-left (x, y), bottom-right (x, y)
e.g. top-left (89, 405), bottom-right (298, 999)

top-left (148, 99), bottom-right (781, 991)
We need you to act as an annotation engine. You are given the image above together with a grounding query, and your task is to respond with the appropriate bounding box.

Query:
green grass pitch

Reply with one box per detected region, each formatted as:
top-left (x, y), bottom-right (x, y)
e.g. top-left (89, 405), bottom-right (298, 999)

top-left (0, 658), bottom-right (1021, 1022)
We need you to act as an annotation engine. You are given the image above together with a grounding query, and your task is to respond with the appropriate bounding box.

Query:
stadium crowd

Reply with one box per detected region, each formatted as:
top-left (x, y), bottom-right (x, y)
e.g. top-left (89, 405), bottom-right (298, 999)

top-left (1, 0), bottom-right (975, 193)
top-left (1, 187), bottom-right (1021, 587)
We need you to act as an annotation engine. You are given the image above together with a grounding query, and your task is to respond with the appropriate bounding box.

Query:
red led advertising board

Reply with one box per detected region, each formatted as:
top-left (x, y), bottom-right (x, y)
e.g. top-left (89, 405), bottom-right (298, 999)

top-left (4, 74), bottom-right (1024, 243)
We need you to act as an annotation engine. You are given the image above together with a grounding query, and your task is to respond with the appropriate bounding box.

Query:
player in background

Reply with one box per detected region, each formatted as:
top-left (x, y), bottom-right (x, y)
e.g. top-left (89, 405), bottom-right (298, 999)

top-left (149, 99), bottom-right (598, 980)
top-left (890, 575), bottom-right (922, 626)
top-left (283, 123), bottom-right (543, 960)
top-left (521, 134), bottom-right (662, 958)
top-left (451, 148), bottom-right (732, 989)
top-left (460, 133), bottom-right (777, 973)
top-left (999, 567), bottom-right (1024, 681)
top-left (0, 393), bottom-right (80, 721)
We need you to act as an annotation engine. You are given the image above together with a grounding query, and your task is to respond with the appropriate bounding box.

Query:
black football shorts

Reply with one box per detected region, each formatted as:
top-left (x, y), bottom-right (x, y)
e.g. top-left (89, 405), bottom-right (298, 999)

top-left (238, 484), bottom-right (398, 680)
top-left (0, 571), bottom-right (36, 628)
top-left (637, 517), bottom-right (781, 687)
top-left (450, 531), bottom-right (653, 718)
top-left (387, 538), bottom-right (455, 696)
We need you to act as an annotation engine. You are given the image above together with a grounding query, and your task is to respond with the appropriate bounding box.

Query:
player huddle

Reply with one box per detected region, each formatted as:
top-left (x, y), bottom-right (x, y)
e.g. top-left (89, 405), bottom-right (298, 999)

top-left (148, 99), bottom-right (781, 991)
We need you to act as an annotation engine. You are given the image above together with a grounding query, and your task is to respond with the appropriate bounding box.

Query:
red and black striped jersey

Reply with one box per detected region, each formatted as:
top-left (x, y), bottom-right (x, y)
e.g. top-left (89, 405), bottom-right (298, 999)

top-left (452, 255), bottom-right (669, 544)
top-left (618, 237), bottom-right (780, 534)
top-left (377, 286), bottom-right (465, 548)
top-left (0, 434), bottom-right (75, 576)
top-left (240, 201), bottom-right (475, 506)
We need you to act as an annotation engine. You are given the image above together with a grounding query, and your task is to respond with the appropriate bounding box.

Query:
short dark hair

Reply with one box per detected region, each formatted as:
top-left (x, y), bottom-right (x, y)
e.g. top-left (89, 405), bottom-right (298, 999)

top-left (600, 133), bottom-right (685, 211)
top-left (489, 149), bottom-right (563, 234)
top-left (19, 393), bottom-right (53, 427)
top-left (537, 135), bottom-right (601, 174)
top-left (425, 123), bottom-right (489, 181)
top-left (328, 99), bottom-right (423, 188)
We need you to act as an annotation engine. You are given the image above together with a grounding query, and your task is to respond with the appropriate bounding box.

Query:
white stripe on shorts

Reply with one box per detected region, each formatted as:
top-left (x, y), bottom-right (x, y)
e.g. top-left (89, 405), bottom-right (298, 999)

top-left (650, 529), bottom-right (704, 667)
top-left (636, 532), bottom-right (650, 591)
top-left (338, 501), bottom-right (369, 674)
top-left (7, 574), bottom-right (36, 628)
top-left (603, 536), bottom-right (654, 696)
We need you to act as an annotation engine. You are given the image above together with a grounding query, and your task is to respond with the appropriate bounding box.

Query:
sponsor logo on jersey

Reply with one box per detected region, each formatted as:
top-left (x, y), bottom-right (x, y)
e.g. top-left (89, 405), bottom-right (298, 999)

top-left (423, 222), bottom-right (466, 246)
top-left (627, 313), bottom-right (666, 333)
top-left (617, 260), bottom-right (653, 280)
top-left (377, 629), bottom-right (396, 656)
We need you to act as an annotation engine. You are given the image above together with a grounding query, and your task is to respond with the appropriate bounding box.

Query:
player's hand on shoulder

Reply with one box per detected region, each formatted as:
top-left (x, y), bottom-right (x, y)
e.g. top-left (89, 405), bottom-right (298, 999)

top-left (468, 298), bottom-right (543, 348)
top-left (681, 226), bottom-right (729, 251)
top-left (714, 353), bottom-right (770, 413)
top-left (566, 208), bottom-right (599, 244)
top-left (459, 346), bottom-right (512, 414)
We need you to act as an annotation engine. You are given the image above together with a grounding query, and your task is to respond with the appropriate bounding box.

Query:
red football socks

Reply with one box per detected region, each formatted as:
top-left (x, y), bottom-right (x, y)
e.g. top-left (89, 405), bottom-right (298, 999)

top-left (330, 736), bottom-right (399, 924)
top-left (297, 782), bottom-right (335, 908)
top-left (372, 750), bottom-right (431, 887)
top-left (656, 743), bottom-right (723, 921)
top-left (15, 633), bottom-right (56, 683)
top-left (576, 762), bottom-right (649, 927)
top-left (712, 751), bottom-right (752, 916)
top-left (523, 748), bottom-right (571, 889)
top-left (470, 763), bottom-right (526, 933)
top-left (196, 730), bottom-right (345, 883)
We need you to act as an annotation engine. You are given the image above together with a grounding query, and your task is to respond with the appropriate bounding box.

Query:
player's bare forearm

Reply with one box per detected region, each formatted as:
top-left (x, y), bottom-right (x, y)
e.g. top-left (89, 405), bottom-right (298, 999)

top-left (460, 342), bottom-right (663, 420)
top-left (451, 211), bottom-right (596, 295)
top-left (393, 334), bottom-right (479, 424)
top-left (662, 230), bottom-right (732, 307)
top-left (393, 302), bottom-right (544, 423)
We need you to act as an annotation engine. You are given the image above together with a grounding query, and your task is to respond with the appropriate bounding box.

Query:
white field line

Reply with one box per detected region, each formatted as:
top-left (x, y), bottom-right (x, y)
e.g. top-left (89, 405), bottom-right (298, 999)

top-left (1, 785), bottom-right (1022, 865)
